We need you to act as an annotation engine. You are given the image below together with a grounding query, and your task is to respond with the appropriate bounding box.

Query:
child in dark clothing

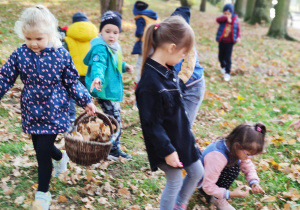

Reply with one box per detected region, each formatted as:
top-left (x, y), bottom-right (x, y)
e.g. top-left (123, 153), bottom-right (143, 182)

top-left (135, 16), bottom-right (204, 209)
top-left (132, 1), bottom-right (158, 82)
top-left (216, 4), bottom-right (240, 82)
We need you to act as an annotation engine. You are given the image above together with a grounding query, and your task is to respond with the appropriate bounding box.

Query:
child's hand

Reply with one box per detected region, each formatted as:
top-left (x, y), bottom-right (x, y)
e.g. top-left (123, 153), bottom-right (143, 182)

top-left (126, 64), bottom-right (134, 74)
top-left (225, 13), bottom-right (232, 23)
top-left (84, 102), bottom-right (97, 116)
top-left (251, 183), bottom-right (265, 194)
top-left (230, 185), bottom-right (249, 198)
top-left (289, 119), bottom-right (300, 129)
top-left (236, 37), bottom-right (241, 43)
top-left (165, 151), bottom-right (183, 168)
top-left (90, 78), bottom-right (102, 92)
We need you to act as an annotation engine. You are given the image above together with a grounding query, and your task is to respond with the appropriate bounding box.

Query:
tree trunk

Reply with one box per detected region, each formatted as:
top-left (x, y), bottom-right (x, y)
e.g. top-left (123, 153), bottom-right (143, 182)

top-left (180, 0), bottom-right (190, 7)
top-left (267, 0), bottom-right (295, 40)
top-left (207, 0), bottom-right (220, 5)
top-left (200, 0), bottom-right (206, 12)
top-left (100, 0), bottom-right (123, 15)
top-left (244, 0), bottom-right (256, 22)
top-left (234, 0), bottom-right (247, 18)
top-left (248, 0), bottom-right (272, 25)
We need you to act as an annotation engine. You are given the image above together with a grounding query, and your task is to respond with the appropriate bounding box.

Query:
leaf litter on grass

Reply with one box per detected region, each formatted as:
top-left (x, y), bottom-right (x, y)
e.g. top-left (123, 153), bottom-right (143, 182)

top-left (0, 0), bottom-right (300, 209)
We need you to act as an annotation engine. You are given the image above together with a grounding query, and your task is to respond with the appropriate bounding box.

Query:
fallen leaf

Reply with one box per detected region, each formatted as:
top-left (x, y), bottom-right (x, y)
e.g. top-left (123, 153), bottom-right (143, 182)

top-left (261, 195), bottom-right (277, 203)
top-left (58, 195), bottom-right (68, 203)
top-left (118, 187), bottom-right (131, 198)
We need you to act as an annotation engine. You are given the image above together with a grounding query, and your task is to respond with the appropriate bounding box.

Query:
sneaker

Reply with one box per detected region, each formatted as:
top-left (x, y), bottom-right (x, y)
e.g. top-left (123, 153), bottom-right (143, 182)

top-left (174, 203), bottom-right (187, 210)
top-left (223, 73), bottom-right (230, 81)
top-left (220, 68), bottom-right (226, 75)
top-left (210, 197), bottom-right (235, 210)
top-left (109, 148), bottom-right (132, 159)
top-left (52, 150), bottom-right (69, 177)
top-left (32, 191), bottom-right (51, 210)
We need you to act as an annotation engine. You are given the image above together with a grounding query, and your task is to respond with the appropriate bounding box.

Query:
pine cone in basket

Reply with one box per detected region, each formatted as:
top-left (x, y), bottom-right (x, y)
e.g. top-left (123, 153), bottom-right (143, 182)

top-left (73, 117), bottom-right (111, 142)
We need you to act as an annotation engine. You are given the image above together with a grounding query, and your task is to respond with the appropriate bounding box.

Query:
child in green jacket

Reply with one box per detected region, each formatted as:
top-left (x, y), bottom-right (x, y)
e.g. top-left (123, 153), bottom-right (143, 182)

top-left (84, 11), bottom-right (133, 159)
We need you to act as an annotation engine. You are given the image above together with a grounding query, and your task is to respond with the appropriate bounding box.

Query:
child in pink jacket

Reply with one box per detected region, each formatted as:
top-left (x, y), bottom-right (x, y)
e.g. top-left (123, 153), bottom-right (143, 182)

top-left (199, 123), bottom-right (266, 210)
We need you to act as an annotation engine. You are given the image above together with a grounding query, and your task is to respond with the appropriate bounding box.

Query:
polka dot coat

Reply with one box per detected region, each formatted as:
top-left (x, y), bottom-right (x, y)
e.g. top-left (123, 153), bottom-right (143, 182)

top-left (0, 44), bottom-right (92, 134)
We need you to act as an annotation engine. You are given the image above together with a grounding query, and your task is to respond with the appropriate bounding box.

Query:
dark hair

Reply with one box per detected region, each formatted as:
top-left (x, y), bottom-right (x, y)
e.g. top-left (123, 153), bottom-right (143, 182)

top-left (225, 122), bottom-right (266, 167)
top-left (140, 15), bottom-right (194, 75)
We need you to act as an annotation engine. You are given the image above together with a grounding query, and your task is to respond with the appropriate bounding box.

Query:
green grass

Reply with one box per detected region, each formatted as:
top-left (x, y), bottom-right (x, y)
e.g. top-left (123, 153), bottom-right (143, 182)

top-left (0, 0), bottom-right (300, 209)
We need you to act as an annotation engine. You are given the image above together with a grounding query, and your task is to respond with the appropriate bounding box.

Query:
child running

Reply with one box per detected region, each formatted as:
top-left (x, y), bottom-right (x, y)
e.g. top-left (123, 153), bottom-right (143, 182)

top-left (0, 5), bottom-right (96, 210)
top-left (216, 4), bottom-right (240, 81)
top-left (84, 11), bottom-right (133, 159)
top-left (200, 123), bottom-right (266, 210)
top-left (135, 16), bottom-right (204, 210)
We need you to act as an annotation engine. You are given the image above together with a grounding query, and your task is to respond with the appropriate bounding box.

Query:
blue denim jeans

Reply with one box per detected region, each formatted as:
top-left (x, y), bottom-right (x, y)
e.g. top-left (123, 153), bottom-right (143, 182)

top-left (135, 55), bottom-right (142, 82)
top-left (183, 77), bottom-right (205, 124)
top-left (97, 98), bottom-right (122, 151)
top-left (69, 76), bottom-right (86, 122)
top-left (158, 160), bottom-right (204, 210)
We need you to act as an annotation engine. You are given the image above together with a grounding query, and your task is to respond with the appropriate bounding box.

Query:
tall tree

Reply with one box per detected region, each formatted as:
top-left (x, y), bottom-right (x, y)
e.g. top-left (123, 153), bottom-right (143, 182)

top-left (100, 0), bottom-right (123, 15)
top-left (180, 0), bottom-right (191, 7)
top-left (267, 0), bottom-right (295, 40)
top-left (234, 0), bottom-right (247, 17)
top-left (200, 0), bottom-right (206, 12)
top-left (244, 0), bottom-right (256, 22)
top-left (248, 0), bottom-right (272, 25)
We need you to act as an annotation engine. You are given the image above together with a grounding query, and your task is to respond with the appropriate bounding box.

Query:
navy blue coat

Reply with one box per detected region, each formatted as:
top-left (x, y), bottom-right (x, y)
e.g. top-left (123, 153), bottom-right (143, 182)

top-left (0, 44), bottom-right (92, 134)
top-left (135, 58), bottom-right (200, 171)
top-left (132, 6), bottom-right (158, 55)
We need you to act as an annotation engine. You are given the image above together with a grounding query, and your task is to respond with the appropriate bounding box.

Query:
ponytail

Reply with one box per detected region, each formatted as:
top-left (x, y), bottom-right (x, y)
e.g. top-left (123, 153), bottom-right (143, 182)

top-left (140, 23), bottom-right (156, 75)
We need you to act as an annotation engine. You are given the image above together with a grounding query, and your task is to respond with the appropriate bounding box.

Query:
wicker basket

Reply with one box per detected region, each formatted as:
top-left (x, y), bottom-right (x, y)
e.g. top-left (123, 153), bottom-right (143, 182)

top-left (64, 111), bottom-right (114, 166)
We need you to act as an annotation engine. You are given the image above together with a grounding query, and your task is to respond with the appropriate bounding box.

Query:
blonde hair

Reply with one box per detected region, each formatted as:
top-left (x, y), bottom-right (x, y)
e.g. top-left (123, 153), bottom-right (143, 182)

top-left (14, 5), bottom-right (62, 49)
top-left (141, 16), bottom-right (195, 75)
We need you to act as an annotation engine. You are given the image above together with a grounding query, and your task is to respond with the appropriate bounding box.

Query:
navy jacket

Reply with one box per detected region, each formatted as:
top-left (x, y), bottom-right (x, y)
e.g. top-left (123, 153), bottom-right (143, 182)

top-left (135, 58), bottom-right (200, 171)
top-left (132, 6), bottom-right (158, 55)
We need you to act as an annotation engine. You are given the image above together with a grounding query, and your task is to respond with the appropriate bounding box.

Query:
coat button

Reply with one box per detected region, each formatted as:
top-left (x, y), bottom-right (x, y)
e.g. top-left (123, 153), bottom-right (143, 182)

top-left (173, 78), bottom-right (176, 82)
top-left (180, 94), bottom-right (183, 98)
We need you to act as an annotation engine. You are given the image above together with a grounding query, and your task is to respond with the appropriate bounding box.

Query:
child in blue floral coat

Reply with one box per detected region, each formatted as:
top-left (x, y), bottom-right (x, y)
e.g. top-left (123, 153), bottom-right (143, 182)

top-left (0, 5), bottom-right (96, 209)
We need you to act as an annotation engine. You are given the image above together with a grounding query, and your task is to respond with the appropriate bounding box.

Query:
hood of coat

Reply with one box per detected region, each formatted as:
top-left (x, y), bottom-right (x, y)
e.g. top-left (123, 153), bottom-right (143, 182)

top-left (66, 21), bottom-right (98, 42)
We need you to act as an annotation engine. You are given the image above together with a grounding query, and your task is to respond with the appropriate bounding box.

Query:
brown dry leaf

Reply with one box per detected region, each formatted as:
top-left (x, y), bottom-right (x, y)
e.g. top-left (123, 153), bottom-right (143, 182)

top-left (271, 161), bottom-right (280, 170)
top-left (261, 195), bottom-right (277, 203)
top-left (104, 182), bottom-right (115, 192)
top-left (130, 205), bottom-right (141, 210)
top-left (282, 188), bottom-right (300, 201)
top-left (283, 203), bottom-right (291, 210)
top-left (258, 159), bottom-right (270, 171)
top-left (31, 183), bottom-right (38, 189)
top-left (288, 139), bottom-right (296, 145)
top-left (58, 195), bottom-right (68, 203)
top-left (86, 170), bottom-right (93, 182)
top-left (118, 187), bottom-right (131, 198)
top-left (97, 197), bottom-right (111, 206)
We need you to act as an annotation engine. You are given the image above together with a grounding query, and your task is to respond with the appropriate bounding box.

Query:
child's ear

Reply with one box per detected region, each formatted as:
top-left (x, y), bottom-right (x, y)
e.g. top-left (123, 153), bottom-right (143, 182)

top-left (167, 43), bottom-right (177, 54)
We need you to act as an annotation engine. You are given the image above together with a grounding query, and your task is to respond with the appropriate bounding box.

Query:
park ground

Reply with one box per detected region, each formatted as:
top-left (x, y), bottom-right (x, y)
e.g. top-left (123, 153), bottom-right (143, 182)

top-left (0, 0), bottom-right (300, 209)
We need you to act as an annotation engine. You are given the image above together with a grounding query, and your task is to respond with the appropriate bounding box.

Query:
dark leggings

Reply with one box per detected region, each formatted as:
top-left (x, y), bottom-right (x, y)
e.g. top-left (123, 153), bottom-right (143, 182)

top-left (218, 42), bottom-right (234, 74)
top-left (32, 134), bottom-right (62, 192)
